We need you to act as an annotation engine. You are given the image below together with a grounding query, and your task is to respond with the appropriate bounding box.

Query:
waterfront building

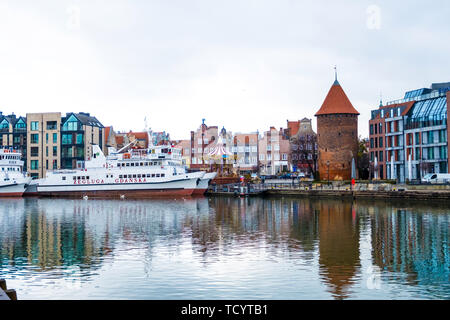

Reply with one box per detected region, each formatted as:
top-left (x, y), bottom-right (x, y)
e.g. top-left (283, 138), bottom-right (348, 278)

top-left (26, 112), bottom-right (62, 178)
top-left (60, 112), bottom-right (104, 170)
top-left (289, 118), bottom-right (318, 177)
top-left (258, 127), bottom-right (290, 175)
top-left (190, 119), bottom-right (219, 169)
top-left (315, 76), bottom-right (359, 181)
top-left (369, 82), bottom-right (449, 181)
top-left (174, 139), bottom-right (191, 167)
top-left (231, 131), bottom-right (259, 174)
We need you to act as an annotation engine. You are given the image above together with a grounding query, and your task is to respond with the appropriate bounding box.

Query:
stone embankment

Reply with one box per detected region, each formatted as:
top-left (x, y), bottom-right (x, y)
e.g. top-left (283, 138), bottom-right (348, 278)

top-left (207, 181), bottom-right (450, 201)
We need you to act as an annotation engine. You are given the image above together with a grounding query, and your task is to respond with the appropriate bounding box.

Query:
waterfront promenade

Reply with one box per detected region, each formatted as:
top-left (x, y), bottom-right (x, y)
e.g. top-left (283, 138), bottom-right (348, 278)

top-left (207, 180), bottom-right (450, 201)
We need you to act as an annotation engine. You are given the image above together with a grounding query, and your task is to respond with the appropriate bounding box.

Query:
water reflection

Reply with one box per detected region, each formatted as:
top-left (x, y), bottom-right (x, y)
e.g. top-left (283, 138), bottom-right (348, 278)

top-left (0, 197), bottom-right (448, 299)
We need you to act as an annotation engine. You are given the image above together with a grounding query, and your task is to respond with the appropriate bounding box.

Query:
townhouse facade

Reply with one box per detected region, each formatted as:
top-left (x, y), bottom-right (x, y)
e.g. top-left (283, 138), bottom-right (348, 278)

top-left (289, 118), bottom-right (318, 177)
top-left (231, 132), bottom-right (259, 174)
top-left (258, 127), bottom-right (290, 175)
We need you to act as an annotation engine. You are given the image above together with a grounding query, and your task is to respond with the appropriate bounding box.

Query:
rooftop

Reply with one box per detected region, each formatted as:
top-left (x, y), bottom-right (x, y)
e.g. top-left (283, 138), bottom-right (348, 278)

top-left (315, 80), bottom-right (359, 116)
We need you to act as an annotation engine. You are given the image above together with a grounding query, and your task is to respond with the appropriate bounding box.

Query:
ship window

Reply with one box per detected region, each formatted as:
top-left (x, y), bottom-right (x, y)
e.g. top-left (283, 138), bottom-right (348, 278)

top-left (73, 176), bottom-right (76, 180)
top-left (140, 163), bottom-right (144, 166)
top-left (137, 174), bottom-right (141, 178)
top-left (119, 175), bottom-right (122, 178)
top-left (82, 176), bottom-right (85, 179)
top-left (126, 163), bottom-right (130, 166)
top-left (151, 174), bottom-right (155, 177)
top-left (161, 174), bottom-right (165, 177)
top-left (131, 163), bottom-right (135, 167)
top-left (86, 176), bottom-right (89, 179)
top-left (133, 174), bottom-right (136, 178)
top-left (62, 177), bottom-right (66, 180)
top-left (77, 176), bottom-right (81, 180)
top-left (146, 174), bottom-right (151, 177)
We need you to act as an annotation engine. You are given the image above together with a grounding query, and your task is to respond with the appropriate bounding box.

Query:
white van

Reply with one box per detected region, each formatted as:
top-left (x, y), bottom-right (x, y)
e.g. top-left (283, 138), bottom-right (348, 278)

top-left (421, 173), bottom-right (450, 184)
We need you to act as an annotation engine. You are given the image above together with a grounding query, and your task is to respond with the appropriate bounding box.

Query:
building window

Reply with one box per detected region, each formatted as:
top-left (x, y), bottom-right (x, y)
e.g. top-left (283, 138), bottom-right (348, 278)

top-left (370, 124), bottom-right (373, 135)
top-left (31, 121), bottom-right (39, 131)
top-left (30, 147), bottom-right (39, 157)
top-left (282, 154), bottom-right (288, 160)
top-left (259, 154), bottom-right (265, 161)
top-left (30, 134), bottom-right (39, 144)
top-left (428, 147), bottom-right (434, 160)
top-left (62, 116), bottom-right (79, 131)
top-left (62, 134), bottom-right (73, 144)
top-left (31, 160), bottom-right (39, 170)
top-left (427, 131), bottom-right (434, 144)
top-left (53, 133), bottom-right (57, 143)
top-left (379, 137), bottom-right (383, 148)
top-left (46, 121), bottom-right (57, 130)
top-left (53, 146), bottom-right (57, 156)
top-left (76, 133), bottom-right (83, 144)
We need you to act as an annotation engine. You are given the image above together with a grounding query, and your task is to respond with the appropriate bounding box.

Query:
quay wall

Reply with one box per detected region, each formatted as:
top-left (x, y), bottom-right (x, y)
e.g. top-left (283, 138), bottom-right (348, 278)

top-left (264, 189), bottom-right (450, 201)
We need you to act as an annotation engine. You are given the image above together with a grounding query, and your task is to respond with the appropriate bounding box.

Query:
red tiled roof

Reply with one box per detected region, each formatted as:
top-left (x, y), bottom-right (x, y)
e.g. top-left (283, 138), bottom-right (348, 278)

top-left (315, 81), bottom-right (359, 116)
top-left (127, 131), bottom-right (148, 140)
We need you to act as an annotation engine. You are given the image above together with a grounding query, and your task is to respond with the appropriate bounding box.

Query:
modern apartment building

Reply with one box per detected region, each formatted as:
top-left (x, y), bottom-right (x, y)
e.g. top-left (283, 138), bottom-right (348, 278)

top-left (26, 112), bottom-right (61, 178)
top-left (60, 112), bottom-right (104, 170)
top-left (369, 82), bottom-right (450, 182)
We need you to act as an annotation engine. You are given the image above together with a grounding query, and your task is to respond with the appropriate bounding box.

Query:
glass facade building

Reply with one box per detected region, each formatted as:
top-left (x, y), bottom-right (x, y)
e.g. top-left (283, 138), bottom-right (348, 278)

top-left (369, 83), bottom-right (449, 182)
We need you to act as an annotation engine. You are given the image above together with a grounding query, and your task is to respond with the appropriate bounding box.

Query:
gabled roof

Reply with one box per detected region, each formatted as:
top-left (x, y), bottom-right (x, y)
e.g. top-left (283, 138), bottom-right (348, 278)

top-left (63, 112), bottom-right (104, 128)
top-left (315, 80), bottom-right (359, 116)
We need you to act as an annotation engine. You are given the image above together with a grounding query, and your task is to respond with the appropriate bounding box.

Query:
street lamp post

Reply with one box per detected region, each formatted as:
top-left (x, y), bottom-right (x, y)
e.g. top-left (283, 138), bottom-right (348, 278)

top-left (326, 160), bottom-right (330, 184)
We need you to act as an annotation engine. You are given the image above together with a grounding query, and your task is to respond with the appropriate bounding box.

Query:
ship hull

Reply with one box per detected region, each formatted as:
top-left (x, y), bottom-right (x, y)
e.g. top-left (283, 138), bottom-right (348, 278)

top-left (193, 172), bottom-right (217, 196)
top-left (27, 176), bottom-right (202, 199)
top-left (35, 188), bottom-right (196, 199)
top-left (0, 183), bottom-right (29, 197)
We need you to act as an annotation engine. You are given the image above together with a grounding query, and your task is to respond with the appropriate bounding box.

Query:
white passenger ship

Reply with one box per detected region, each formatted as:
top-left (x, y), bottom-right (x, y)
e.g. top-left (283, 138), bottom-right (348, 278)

top-left (0, 148), bottom-right (32, 197)
top-left (25, 144), bottom-right (205, 198)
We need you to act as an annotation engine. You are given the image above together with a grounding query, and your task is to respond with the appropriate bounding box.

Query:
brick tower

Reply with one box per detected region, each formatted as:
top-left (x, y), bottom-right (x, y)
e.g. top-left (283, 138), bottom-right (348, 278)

top-left (315, 76), bottom-right (359, 181)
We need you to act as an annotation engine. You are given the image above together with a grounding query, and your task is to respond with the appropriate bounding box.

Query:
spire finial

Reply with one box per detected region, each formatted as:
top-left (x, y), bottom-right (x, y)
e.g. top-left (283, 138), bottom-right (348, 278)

top-left (379, 92), bottom-right (383, 106)
top-left (333, 65), bottom-right (339, 85)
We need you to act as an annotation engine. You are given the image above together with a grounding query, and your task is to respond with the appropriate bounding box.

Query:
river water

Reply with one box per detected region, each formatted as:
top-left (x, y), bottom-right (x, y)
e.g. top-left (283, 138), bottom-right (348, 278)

top-left (0, 196), bottom-right (448, 300)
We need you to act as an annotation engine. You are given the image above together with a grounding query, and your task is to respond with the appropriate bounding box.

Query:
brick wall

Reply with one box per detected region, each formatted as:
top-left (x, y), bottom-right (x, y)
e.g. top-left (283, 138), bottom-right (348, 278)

top-left (317, 114), bottom-right (358, 180)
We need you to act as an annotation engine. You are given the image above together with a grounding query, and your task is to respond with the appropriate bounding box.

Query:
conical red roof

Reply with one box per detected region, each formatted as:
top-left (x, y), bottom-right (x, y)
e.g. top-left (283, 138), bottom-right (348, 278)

top-left (315, 80), bottom-right (359, 116)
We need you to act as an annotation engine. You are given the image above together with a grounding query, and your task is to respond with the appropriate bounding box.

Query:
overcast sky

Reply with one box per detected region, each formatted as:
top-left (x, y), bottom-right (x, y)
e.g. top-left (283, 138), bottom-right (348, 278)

top-left (0, 0), bottom-right (449, 139)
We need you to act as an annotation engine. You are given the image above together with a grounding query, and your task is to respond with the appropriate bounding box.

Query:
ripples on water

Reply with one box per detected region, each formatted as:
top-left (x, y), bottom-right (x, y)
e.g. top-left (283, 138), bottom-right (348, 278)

top-left (0, 197), bottom-right (448, 300)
